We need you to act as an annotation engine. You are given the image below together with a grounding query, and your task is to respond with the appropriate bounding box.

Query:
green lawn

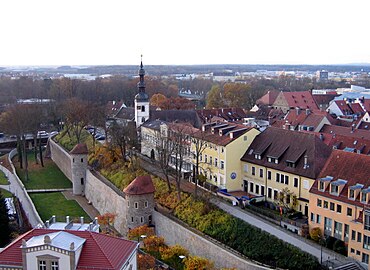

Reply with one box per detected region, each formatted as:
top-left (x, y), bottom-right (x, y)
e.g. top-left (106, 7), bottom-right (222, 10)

top-left (0, 188), bottom-right (12, 198)
top-left (0, 172), bottom-right (8, 185)
top-left (29, 192), bottom-right (91, 222)
top-left (14, 152), bottom-right (72, 190)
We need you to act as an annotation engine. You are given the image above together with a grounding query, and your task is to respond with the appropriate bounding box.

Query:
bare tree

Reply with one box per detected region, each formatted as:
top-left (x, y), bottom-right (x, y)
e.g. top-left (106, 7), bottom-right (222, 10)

top-left (63, 98), bottom-right (89, 143)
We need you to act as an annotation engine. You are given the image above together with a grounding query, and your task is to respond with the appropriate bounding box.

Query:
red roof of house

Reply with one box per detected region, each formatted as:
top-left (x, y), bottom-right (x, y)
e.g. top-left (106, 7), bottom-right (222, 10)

top-left (312, 94), bottom-right (340, 107)
top-left (0, 229), bottom-right (137, 270)
top-left (333, 100), bottom-right (353, 115)
top-left (320, 124), bottom-right (370, 140)
top-left (70, 143), bottom-right (89, 155)
top-left (362, 99), bottom-right (370, 112)
top-left (317, 132), bottom-right (370, 155)
top-left (350, 103), bottom-right (365, 115)
top-left (279, 110), bottom-right (335, 130)
top-left (256, 90), bottom-right (279, 106)
top-left (310, 150), bottom-right (370, 208)
top-left (124, 175), bottom-right (155, 195)
top-left (283, 91), bottom-right (319, 110)
top-left (196, 108), bottom-right (247, 123)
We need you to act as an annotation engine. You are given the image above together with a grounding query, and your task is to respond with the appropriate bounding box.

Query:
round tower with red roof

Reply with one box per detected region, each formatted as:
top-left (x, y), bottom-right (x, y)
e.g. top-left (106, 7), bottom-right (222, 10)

top-left (70, 143), bottom-right (88, 195)
top-left (123, 175), bottom-right (155, 230)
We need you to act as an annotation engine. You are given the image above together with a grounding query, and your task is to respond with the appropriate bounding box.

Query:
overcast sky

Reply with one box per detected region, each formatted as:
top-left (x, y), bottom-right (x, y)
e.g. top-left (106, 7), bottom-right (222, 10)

top-left (1, 0), bottom-right (370, 66)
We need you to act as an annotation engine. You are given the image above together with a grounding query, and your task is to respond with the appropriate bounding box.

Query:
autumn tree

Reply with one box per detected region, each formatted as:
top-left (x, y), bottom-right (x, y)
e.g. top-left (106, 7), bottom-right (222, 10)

top-left (97, 213), bottom-right (117, 235)
top-left (184, 256), bottom-right (214, 270)
top-left (223, 83), bottom-right (250, 108)
top-left (137, 252), bottom-right (156, 270)
top-left (127, 225), bottom-right (155, 241)
top-left (190, 130), bottom-right (208, 197)
top-left (150, 93), bottom-right (167, 108)
top-left (63, 98), bottom-right (89, 143)
top-left (206, 85), bottom-right (225, 109)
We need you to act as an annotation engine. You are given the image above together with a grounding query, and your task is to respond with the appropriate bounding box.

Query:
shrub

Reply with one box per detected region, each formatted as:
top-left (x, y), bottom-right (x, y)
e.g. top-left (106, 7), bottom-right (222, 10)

top-left (310, 227), bottom-right (322, 242)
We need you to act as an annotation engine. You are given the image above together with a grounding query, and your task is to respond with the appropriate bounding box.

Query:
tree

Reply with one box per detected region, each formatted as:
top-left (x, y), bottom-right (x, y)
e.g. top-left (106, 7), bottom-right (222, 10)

top-left (150, 93), bottom-right (167, 108)
top-left (191, 130), bottom-right (209, 197)
top-left (63, 98), bottom-right (89, 143)
top-left (223, 83), bottom-right (250, 108)
top-left (97, 213), bottom-right (117, 235)
top-left (137, 253), bottom-right (156, 270)
top-left (310, 227), bottom-right (322, 242)
top-left (206, 85), bottom-right (225, 109)
top-left (184, 256), bottom-right (214, 270)
top-left (0, 190), bottom-right (11, 247)
top-left (127, 225), bottom-right (155, 240)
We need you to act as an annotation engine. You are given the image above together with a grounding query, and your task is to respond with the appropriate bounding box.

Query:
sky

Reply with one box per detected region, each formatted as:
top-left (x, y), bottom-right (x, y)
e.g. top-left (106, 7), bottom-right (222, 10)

top-left (1, 0), bottom-right (370, 66)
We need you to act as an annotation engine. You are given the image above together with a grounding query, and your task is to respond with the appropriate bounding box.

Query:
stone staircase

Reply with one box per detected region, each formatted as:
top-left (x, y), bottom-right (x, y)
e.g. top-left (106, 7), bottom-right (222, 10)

top-left (335, 262), bottom-right (366, 270)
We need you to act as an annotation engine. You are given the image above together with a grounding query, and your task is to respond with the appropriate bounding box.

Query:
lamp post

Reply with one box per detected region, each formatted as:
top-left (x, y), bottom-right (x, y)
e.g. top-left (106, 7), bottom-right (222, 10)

top-left (139, 234), bottom-right (146, 249)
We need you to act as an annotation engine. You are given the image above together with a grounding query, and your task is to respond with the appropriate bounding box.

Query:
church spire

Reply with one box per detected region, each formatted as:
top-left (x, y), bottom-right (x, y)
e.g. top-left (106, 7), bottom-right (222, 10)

top-left (138, 54), bottom-right (146, 93)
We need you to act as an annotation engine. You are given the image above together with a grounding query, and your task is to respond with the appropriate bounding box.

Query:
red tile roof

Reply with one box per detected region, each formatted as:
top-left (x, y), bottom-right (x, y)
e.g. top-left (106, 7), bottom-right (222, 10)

top-left (350, 103), bottom-right (365, 115)
top-left (70, 143), bottom-right (89, 155)
top-left (333, 100), bottom-right (353, 115)
top-left (312, 94), bottom-right (340, 107)
top-left (318, 132), bottom-right (370, 155)
top-left (241, 127), bottom-right (332, 179)
top-left (310, 150), bottom-right (370, 208)
top-left (124, 175), bottom-right (155, 195)
top-left (320, 124), bottom-right (370, 140)
top-left (0, 229), bottom-right (137, 270)
top-left (256, 90), bottom-right (279, 106)
top-left (283, 91), bottom-right (319, 110)
top-left (196, 108), bottom-right (247, 123)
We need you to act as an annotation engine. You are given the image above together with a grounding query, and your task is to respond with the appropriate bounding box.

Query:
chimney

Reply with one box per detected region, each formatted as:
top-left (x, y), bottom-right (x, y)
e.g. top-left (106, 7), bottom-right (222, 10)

top-left (80, 216), bottom-right (84, 225)
top-left (303, 154), bottom-right (309, 169)
top-left (66, 216), bottom-right (70, 223)
top-left (45, 220), bottom-right (50, 228)
top-left (296, 107), bottom-right (300, 116)
top-left (52, 215), bottom-right (56, 224)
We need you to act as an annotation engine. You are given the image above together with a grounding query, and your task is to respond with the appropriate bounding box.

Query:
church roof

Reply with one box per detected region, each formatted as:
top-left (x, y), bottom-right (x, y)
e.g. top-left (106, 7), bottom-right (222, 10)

top-left (124, 175), bottom-right (155, 195)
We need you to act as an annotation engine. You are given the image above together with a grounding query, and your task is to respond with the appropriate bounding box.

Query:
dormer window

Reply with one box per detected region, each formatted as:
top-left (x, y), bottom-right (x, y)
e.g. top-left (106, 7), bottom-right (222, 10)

top-left (331, 185), bottom-right (339, 194)
top-left (286, 161), bottom-right (295, 168)
top-left (349, 183), bottom-right (364, 200)
top-left (349, 189), bottom-right (355, 199)
top-left (329, 179), bottom-right (347, 196)
top-left (319, 181), bottom-right (325, 191)
top-left (362, 192), bottom-right (368, 204)
top-left (255, 154), bottom-right (261, 160)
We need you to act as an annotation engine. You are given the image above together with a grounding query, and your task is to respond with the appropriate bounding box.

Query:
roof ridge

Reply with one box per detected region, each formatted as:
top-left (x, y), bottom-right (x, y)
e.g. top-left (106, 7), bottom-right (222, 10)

top-left (89, 232), bottom-right (115, 268)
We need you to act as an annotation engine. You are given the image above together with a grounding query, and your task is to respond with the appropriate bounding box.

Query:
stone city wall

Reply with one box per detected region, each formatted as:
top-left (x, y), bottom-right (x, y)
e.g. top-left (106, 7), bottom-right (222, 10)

top-left (153, 210), bottom-right (269, 270)
top-left (48, 139), bottom-right (72, 181)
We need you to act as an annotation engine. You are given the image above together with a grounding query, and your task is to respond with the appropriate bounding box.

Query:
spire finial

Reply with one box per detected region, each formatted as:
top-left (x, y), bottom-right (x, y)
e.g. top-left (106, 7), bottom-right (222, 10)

top-left (140, 54), bottom-right (143, 68)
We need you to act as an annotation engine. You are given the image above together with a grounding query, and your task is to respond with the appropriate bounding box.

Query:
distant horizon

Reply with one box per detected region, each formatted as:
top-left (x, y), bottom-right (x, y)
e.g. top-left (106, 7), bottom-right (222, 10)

top-left (2, 0), bottom-right (370, 67)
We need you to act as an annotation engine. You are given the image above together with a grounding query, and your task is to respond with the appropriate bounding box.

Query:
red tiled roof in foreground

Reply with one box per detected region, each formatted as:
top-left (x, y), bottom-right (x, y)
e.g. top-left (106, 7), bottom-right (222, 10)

top-left (70, 143), bottom-right (89, 155)
top-left (310, 150), bottom-right (370, 208)
top-left (124, 175), bottom-right (155, 195)
top-left (0, 229), bottom-right (137, 270)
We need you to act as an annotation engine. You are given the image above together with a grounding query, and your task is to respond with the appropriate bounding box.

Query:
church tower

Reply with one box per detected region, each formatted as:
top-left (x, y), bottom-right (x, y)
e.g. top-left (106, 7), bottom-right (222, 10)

top-left (134, 56), bottom-right (149, 128)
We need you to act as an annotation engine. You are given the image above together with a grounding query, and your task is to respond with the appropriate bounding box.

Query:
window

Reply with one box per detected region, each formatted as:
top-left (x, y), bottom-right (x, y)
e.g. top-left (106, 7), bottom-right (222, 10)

top-left (267, 171), bottom-right (271, 180)
top-left (319, 181), bottom-right (324, 191)
top-left (330, 184), bottom-right (339, 194)
top-left (141, 117), bottom-right (145, 123)
top-left (244, 135), bottom-right (247, 141)
top-left (317, 214), bottom-right (321, 224)
top-left (252, 167), bottom-right (256, 176)
top-left (362, 193), bottom-right (368, 203)
top-left (209, 156), bottom-right (212, 165)
top-left (284, 175), bottom-right (289, 185)
top-left (276, 173), bottom-right (280, 182)
top-left (357, 250), bottom-right (361, 256)
top-left (334, 221), bottom-right (342, 239)
top-left (352, 230), bottom-right (356, 241)
top-left (364, 235), bottom-right (370, 250)
top-left (311, 213), bottom-right (315, 222)
top-left (268, 188), bottom-right (272, 198)
top-left (205, 155), bottom-right (208, 163)
top-left (324, 217), bottom-right (332, 236)
top-left (131, 217), bottom-right (134, 222)
top-left (39, 260), bottom-right (46, 270)
top-left (347, 207), bottom-right (353, 217)
top-left (81, 158), bottom-right (84, 163)
top-left (140, 217), bottom-right (144, 223)
top-left (351, 248), bottom-right (355, 254)
top-left (220, 161), bottom-right (224, 170)
top-left (358, 232), bottom-right (362, 243)
top-left (362, 253), bottom-right (369, 264)
top-left (280, 174), bottom-right (284, 184)
top-left (294, 177), bottom-right (298, 188)
top-left (337, 204), bottom-right (342, 213)
top-left (134, 202), bottom-right (138, 209)
top-left (273, 190), bottom-right (278, 200)
top-left (213, 175), bottom-right (217, 182)
top-left (261, 186), bottom-right (265, 196)
top-left (215, 158), bottom-right (218, 167)
top-left (323, 201), bottom-right (328, 209)
top-left (51, 261), bottom-right (59, 270)
top-left (255, 185), bottom-right (260, 194)
top-left (317, 199), bottom-right (322, 207)
top-left (144, 201), bottom-right (148, 208)
top-left (250, 182), bottom-right (254, 193)
top-left (243, 164), bottom-right (248, 172)
top-left (330, 202), bottom-right (335, 211)
top-left (141, 105), bottom-right (145, 112)
top-left (349, 189), bottom-right (355, 199)
top-left (365, 211), bottom-right (370, 231)
top-left (81, 178), bottom-right (84, 185)
top-left (259, 169), bottom-right (263, 178)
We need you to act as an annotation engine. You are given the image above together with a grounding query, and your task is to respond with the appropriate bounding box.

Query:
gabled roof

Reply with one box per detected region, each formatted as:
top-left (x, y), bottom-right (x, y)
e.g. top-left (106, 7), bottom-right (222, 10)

top-left (320, 124), bottom-right (370, 140)
top-left (332, 100), bottom-right (353, 115)
top-left (256, 90), bottom-right (279, 106)
top-left (124, 175), bottom-right (155, 195)
top-left (115, 107), bottom-right (135, 121)
top-left (196, 108), bottom-right (247, 123)
top-left (241, 127), bottom-right (332, 179)
top-left (312, 94), bottom-right (340, 107)
top-left (0, 229), bottom-right (137, 270)
top-left (310, 150), bottom-right (370, 207)
top-left (317, 132), bottom-right (370, 155)
top-left (150, 110), bottom-right (202, 128)
top-left (350, 103), bottom-right (365, 115)
top-left (70, 143), bottom-right (88, 155)
top-left (281, 91), bottom-right (319, 110)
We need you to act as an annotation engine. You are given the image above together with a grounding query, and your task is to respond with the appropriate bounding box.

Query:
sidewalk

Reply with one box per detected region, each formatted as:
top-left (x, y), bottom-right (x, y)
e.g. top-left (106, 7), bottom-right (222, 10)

top-left (62, 190), bottom-right (100, 219)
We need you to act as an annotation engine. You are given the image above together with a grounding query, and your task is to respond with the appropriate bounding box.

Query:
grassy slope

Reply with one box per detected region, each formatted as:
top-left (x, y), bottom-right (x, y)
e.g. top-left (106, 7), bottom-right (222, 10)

top-left (29, 192), bottom-right (91, 222)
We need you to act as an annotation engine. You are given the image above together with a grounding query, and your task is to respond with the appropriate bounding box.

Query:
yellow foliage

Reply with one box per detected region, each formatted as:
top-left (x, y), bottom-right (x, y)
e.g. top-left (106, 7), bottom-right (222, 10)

top-left (127, 225), bottom-right (155, 240)
top-left (184, 255), bottom-right (214, 270)
top-left (143, 235), bottom-right (165, 252)
top-left (159, 244), bottom-right (189, 261)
